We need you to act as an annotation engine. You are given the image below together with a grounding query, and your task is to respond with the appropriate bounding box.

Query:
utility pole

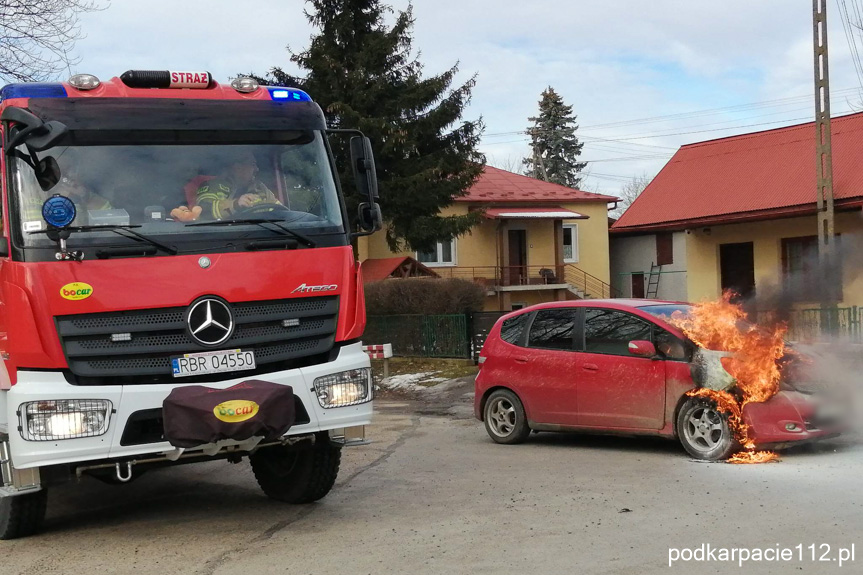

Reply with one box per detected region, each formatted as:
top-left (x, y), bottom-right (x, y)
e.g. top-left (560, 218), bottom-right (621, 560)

top-left (813, 0), bottom-right (838, 309)
top-left (529, 128), bottom-right (549, 181)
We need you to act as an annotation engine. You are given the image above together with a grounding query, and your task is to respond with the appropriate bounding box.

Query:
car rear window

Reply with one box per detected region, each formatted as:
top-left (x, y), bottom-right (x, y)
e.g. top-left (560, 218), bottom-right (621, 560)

top-left (528, 309), bottom-right (576, 351)
top-left (500, 313), bottom-right (530, 346)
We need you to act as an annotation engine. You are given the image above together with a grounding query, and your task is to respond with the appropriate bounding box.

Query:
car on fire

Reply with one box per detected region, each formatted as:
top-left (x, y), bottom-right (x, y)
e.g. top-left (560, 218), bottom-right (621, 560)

top-left (474, 299), bottom-right (842, 460)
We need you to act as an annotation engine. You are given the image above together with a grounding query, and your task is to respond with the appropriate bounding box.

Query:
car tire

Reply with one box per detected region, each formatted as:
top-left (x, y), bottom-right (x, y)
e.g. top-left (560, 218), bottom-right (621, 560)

top-left (676, 397), bottom-right (738, 460)
top-left (484, 389), bottom-right (531, 445)
top-left (249, 433), bottom-right (341, 504)
top-left (0, 489), bottom-right (48, 540)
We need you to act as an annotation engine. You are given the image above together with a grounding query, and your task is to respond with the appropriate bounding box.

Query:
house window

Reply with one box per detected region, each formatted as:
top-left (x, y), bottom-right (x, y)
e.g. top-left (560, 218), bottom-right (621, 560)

top-left (656, 233), bottom-right (673, 266)
top-left (416, 239), bottom-right (456, 266)
top-left (781, 236), bottom-right (841, 301)
top-left (562, 224), bottom-right (578, 263)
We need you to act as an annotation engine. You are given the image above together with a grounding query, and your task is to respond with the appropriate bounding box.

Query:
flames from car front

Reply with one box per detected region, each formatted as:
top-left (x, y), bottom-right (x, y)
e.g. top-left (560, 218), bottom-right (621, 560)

top-left (668, 293), bottom-right (787, 464)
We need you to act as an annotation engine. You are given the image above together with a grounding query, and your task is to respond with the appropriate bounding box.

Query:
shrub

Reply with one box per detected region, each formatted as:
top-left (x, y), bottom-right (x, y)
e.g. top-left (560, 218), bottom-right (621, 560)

top-left (365, 278), bottom-right (485, 315)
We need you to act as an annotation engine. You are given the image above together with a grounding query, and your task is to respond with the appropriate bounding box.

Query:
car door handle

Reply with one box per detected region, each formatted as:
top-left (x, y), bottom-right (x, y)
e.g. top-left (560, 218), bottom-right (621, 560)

top-left (514, 357), bottom-right (529, 364)
top-left (582, 363), bottom-right (599, 371)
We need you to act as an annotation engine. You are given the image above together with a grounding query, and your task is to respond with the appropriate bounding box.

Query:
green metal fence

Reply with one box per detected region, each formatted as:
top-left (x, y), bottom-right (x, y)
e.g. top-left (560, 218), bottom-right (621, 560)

top-left (757, 307), bottom-right (861, 342)
top-left (364, 314), bottom-right (470, 358)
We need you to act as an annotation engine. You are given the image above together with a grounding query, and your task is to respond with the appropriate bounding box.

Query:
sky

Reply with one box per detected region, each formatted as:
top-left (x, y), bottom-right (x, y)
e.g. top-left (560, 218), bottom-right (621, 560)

top-left (67, 0), bottom-right (863, 198)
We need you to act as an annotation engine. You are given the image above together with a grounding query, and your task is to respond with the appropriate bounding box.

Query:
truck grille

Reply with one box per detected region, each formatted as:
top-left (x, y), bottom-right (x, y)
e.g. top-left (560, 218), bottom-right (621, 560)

top-left (55, 296), bottom-right (339, 384)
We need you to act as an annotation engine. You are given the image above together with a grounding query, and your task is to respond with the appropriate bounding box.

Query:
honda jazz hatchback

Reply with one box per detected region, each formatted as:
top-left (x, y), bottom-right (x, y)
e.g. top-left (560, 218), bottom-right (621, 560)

top-left (474, 300), bottom-right (841, 460)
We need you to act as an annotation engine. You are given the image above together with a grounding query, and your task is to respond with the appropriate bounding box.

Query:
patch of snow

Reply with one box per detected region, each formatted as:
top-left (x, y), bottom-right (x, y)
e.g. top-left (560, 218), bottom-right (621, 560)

top-left (378, 372), bottom-right (448, 392)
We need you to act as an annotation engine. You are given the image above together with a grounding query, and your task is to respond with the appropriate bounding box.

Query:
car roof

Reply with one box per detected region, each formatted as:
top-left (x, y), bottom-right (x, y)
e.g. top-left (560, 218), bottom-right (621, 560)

top-left (516, 298), bottom-right (689, 311)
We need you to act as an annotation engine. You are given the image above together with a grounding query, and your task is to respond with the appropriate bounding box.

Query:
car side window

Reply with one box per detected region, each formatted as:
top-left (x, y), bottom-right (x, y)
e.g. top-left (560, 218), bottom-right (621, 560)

top-left (654, 328), bottom-right (688, 361)
top-left (584, 309), bottom-right (652, 356)
top-left (527, 309), bottom-right (576, 351)
top-left (500, 313), bottom-right (530, 346)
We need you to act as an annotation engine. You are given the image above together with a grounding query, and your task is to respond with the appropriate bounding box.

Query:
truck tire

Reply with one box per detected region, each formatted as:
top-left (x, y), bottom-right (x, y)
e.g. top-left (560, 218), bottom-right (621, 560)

top-left (0, 489), bottom-right (48, 540)
top-left (249, 433), bottom-right (341, 504)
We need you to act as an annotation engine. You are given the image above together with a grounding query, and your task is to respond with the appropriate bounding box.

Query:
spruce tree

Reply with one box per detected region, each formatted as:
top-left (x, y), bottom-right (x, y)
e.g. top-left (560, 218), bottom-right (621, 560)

top-left (253, 0), bottom-right (484, 252)
top-left (522, 87), bottom-right (586, 188)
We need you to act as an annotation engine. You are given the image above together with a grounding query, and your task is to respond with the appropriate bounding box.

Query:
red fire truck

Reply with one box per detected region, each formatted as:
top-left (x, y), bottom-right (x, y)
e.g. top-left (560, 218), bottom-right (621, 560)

top-left (0, 71), bottom-right (382, 538)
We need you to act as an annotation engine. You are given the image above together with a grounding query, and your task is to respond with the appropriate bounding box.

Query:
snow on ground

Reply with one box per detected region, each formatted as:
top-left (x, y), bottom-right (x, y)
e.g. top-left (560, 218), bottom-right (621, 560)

top-left (377, 371), bottom-right (449, 393)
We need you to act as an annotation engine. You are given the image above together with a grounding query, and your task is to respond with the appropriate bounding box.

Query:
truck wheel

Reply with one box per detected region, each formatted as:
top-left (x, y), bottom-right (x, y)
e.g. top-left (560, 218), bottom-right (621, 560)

top-left (0, 489), bottom-right (48, 540)
top-left (677, 397), bottom-right (738, 461)
top-left (249, 433), bottom-right (341, 504)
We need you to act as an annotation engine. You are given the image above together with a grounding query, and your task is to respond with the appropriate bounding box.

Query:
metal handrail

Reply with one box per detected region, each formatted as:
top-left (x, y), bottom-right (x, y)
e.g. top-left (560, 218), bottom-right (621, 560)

top-left (431, 264), bottom-right (619, 299)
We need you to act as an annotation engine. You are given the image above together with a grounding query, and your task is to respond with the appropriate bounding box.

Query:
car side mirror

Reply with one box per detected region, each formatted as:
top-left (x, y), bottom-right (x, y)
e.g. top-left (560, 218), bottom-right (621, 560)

top-left (628, 340), bottom-right (656, 357)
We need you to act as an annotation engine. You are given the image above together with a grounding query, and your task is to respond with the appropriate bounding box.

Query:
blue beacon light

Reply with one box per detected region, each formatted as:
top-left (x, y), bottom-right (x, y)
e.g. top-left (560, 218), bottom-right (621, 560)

top-left (42, 195), bottom-right (77, 228)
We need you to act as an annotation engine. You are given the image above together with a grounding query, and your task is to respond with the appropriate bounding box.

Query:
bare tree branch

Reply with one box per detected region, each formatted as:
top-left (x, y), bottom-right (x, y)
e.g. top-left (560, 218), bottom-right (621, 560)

top-left (0, 0), bottom-right (107, 83)
top-left (611, 173), bottom-right (652, 217)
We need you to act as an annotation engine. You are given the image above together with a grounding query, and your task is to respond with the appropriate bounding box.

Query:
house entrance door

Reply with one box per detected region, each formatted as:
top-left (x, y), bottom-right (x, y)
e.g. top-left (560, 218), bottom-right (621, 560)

top-left (720, 242), bottom-right (755, 302)
top-left (508, 230), bottom-right (527, 285)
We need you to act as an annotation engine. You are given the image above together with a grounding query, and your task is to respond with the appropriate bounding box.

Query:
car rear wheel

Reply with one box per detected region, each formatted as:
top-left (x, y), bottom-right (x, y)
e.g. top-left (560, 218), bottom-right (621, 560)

top-left (484, 389), bottom-right (530, 445)
top-left (677, 397), bottom-right (737, 460)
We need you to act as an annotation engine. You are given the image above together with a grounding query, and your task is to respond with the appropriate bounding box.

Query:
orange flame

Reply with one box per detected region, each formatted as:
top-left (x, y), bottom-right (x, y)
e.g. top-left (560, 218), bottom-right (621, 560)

top-left (668, 293), bottom-right (788, 463)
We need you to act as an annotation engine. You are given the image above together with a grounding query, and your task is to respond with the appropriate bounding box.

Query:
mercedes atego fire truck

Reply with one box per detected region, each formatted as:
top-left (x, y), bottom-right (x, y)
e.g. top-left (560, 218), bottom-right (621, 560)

top-left (0, 70), bottom-right (382, 538)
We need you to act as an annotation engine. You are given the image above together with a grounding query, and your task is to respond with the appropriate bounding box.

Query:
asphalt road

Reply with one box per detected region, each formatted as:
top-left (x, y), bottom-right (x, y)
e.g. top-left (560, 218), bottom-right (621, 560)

top-left (2, 380), bottom-right (862, 575)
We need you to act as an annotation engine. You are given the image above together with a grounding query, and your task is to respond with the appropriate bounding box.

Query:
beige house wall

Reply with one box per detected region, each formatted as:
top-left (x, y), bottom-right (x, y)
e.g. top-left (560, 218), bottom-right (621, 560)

top-left (685, 211), bottom-right (863, 307)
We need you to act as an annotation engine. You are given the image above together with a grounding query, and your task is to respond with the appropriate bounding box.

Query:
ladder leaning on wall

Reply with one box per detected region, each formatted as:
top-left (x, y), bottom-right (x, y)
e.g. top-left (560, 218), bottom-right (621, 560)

top-left (646, 263), bottom-right (662, 298)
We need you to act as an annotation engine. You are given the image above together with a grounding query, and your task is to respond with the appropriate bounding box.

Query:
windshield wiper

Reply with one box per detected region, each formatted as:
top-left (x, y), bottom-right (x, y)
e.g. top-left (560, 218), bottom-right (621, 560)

top-left (30, 224), bottom-right (178, 255)
top-left (186, 218), bottom-right (316, 247)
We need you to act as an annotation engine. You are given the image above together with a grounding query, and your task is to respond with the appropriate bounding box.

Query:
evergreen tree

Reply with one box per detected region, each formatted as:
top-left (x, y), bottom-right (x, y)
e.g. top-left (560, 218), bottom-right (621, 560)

top-left (252, 0), bottom-right (484, 252)
top-left (522, 87), bottom-right (586, 188)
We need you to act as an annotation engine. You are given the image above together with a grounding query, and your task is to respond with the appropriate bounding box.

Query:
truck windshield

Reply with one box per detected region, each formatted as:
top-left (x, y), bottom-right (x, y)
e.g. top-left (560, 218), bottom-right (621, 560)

top-left (10, 132), bottom-right (345, 256)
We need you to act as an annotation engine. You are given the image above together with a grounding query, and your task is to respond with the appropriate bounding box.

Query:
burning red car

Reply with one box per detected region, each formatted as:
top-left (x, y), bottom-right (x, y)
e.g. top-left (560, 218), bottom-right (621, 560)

top-left (474, 299), bottom-right (842, 461)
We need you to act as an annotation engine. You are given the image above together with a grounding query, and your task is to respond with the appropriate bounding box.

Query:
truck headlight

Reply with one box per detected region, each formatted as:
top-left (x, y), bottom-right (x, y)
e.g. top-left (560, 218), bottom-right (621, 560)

top-left (314, 369), bottom-right (372, 408)
top-left (19, 400), bottom-right (112, 441)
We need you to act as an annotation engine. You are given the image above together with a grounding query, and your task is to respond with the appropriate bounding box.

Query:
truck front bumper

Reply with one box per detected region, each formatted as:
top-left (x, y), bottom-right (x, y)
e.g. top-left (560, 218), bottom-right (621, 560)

top-left (1, 342), bottom-right (372, 470)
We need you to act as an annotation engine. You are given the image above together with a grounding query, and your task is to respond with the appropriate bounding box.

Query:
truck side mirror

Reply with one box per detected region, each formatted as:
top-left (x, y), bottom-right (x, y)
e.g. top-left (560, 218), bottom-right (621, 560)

top-left (350, 135), bottom-right (381, 231)
top-left (1, 107), bottom-right (67, 152)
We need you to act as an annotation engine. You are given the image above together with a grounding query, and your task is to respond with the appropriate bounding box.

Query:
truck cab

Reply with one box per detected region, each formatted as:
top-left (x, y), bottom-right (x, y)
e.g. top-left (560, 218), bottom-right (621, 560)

top-left (0, 71), bottom-right (381, 538)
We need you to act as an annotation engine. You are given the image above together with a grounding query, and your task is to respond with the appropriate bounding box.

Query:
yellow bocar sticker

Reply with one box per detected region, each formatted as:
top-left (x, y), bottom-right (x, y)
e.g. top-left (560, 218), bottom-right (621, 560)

top-left (213, 400), bottom-right (259, 423)
top-left (60, 282), bottom-right (93, 301)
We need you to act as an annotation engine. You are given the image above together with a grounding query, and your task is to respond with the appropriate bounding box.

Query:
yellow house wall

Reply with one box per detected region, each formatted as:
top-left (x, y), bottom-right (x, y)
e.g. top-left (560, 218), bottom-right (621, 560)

top-left (560, 201), bottom-right (612, 284)
top-left (363, 201), bottom-right (611, 280)
top-left (686, 211), bottom-right (863, 306)
top-left (361, 200), bottom-right (613, 311)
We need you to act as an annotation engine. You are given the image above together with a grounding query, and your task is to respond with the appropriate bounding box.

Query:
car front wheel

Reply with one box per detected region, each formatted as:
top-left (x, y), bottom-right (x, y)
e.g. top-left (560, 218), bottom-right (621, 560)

top-left (676, 397), bottom-right (738, 460)
top-left (483, 389), bottom-right (531, 445)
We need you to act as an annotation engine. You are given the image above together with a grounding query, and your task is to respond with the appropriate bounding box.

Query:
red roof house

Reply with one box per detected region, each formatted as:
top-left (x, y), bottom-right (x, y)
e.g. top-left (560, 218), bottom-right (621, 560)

top-left (612, 112), bottom-right (863, 232)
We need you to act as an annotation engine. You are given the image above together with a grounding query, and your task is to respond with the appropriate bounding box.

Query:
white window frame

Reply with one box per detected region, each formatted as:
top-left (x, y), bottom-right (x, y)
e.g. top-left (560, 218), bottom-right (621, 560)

top-left (415, 238), bottom-right (457, 267)
top-left (562, 224), bottom-right (579, 264)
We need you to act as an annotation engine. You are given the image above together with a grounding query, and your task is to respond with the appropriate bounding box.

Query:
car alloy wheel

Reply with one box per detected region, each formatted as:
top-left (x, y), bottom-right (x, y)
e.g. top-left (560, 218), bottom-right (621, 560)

top-left (483, 389), bottom-right (531, 444)
top-left (677, 397), bottom-right (737, 460)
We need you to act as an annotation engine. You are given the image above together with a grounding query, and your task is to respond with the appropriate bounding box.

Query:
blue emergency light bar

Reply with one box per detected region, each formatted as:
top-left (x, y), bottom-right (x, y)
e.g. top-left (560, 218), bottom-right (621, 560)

top-left (0, 83), bottom-right (67, 102)
top-left (267, 87), bottom-right (312, 102)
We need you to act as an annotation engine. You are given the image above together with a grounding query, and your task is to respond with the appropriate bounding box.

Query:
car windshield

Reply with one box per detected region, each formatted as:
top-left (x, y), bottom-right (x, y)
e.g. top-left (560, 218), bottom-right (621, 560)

top-left (10, 133), bottom-right (344, 254)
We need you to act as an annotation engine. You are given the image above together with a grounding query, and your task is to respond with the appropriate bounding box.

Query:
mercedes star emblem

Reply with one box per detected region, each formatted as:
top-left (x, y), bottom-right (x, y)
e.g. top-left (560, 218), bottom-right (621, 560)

top-left (198, 256), bottom-right (211, 269)
top-left (187, 298), bottom-right (234, 346)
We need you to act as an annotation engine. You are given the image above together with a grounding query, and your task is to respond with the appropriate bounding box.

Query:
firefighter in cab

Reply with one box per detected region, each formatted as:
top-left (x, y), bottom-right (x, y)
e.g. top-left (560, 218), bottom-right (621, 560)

top-left (195, 150), bottom-right (279, 220)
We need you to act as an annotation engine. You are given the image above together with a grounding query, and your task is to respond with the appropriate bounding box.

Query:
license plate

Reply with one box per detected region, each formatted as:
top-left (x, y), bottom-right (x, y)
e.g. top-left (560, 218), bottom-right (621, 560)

top-left (171, 349), bottom-right (256, 378)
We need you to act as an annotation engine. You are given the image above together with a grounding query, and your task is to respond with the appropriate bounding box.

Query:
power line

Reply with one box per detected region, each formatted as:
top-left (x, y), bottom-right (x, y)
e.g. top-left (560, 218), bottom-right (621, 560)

top-left (837, 0), bottom-right (863, 93)
top-left (482, 86), bottom-right (863, 139)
